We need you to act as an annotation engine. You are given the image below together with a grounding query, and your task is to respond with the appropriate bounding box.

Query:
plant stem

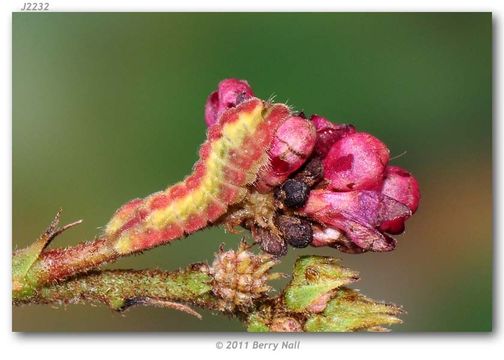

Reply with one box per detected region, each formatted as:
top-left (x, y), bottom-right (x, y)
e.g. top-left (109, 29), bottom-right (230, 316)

top-left (15, 266), bottom-right (217, 313)
top-left (14, 252), bottom-right (404, 332)
top-left (26, 237), bottom-right (118, 285)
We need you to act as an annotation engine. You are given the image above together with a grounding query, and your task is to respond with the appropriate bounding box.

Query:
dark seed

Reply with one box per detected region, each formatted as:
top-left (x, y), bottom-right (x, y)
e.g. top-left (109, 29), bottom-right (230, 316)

top-left (252, 226), bottom-right (288, 257)
top-left (276, 179), bottom-right (310, 209)
top-left (276, 215), bottom-right (313, 248)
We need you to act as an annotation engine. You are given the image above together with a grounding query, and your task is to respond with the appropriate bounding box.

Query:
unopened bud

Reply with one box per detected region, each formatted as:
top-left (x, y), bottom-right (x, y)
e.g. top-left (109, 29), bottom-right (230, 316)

top-left (379, 166), bottom-right (420, 234)
top-left (323, 132), bottom-right (389, 191)
top-left (311, 114), bottom-right (355, 157)
top-left (205, 78), bottom-right (254, 127)
top-left (256, 116), bottom-right (316, 192)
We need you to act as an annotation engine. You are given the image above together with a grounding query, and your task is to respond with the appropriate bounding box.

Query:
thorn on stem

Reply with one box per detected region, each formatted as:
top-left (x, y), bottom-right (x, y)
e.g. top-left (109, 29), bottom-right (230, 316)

top-left (118, 297), bottom-right (202, 319)
top-left (52, 219), bottom-right (83, 238)
top-left (148, 299), bottom-right (202, 320)
top-left (41, 209), bottom-right (83, 250)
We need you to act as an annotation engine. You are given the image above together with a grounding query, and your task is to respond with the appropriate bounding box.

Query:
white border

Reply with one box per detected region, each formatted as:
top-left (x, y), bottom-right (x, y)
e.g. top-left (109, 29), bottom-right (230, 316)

top-left (0, 1), bottom-right (500, 359)
top-left (1, 0), bottom-right (497, 12)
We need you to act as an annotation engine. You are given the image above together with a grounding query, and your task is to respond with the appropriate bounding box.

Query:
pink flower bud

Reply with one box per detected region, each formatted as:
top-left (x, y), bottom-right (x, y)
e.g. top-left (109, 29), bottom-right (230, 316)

top-left (323, 132), bottom-right (390, 191)
top-left (205, 78), bottom-right (255, 127)
top-left (255, 116), bottom-right (316, 192)
top-left (311, 115), bottom-right (355, 157)
top-left (301, 189), bottom-right (410, 252)
top-left (379, 166), bottom-right (421, 234)
top-left (218, 78), bottom-right (254, 110)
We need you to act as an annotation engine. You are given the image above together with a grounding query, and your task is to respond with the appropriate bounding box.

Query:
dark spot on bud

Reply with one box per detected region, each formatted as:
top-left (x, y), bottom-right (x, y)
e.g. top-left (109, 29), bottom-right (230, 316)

top-left (275, 179), bottom-right (310, 209)
top-left (333, 154), bottom-right (354, 173)
top-left (276, 215), bottom-right (313, 248)
top-left (252, 226), bottom-right (288, 257)
top-left (396, 169), bottom-right (411, 177)
top-left (270, 157), bottom-right (292, 175)
top-left (235, 91), bottom-right (250, 105)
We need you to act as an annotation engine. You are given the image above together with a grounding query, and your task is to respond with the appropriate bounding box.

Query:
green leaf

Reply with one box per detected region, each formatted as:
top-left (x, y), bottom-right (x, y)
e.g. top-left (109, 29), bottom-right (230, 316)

top-left (12, 210), bottom-right (82, 298)
top-left (304, 288), bottom-right (403, 332)
top-left (284, 256), bottom-right (359, 312)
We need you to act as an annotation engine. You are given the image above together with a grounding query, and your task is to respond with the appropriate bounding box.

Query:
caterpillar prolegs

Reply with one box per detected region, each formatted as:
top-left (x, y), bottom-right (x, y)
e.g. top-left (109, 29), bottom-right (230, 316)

top-left (105, 98), bottom-right (292, 255)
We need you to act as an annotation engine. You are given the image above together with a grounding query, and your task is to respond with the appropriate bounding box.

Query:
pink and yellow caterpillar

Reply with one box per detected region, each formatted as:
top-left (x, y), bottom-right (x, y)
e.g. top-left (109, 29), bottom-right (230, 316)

top-left (105, 98), bottom-right (292, 255)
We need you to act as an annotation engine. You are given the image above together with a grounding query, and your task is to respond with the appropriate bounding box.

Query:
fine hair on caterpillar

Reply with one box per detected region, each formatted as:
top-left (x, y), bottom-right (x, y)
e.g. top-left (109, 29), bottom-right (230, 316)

top-left (105, 98), bottom-right (292, 255)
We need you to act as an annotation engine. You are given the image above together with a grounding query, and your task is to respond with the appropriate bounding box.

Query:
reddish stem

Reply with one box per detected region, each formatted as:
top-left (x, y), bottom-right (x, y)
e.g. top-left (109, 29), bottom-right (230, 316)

top-left (27, 237), bottom-right (118, 285)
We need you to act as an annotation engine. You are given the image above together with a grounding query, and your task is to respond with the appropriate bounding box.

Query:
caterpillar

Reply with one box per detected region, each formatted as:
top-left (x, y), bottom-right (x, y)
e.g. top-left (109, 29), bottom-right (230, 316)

top-left (105, 98), bottom-right (291, 255)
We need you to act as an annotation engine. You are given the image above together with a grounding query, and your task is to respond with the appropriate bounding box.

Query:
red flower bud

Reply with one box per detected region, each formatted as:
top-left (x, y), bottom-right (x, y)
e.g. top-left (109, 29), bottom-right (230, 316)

top-left (379, 166), bottom-right (421, 234)
top-left (311, 115), bottom-right (355, 157)
top-left (301, 189), bottom-right (410, 252)
top-left (255, 116), bottom-right (316, 192)
top-left (323, 132), bottom-right (389, 191)
top-left (204, 78), bottom-right (255, 127)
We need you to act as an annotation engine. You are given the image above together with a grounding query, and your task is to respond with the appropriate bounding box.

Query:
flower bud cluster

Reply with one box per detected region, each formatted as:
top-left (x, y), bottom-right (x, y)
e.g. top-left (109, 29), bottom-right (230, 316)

top-left (205, 79), bottom-right (420, 254)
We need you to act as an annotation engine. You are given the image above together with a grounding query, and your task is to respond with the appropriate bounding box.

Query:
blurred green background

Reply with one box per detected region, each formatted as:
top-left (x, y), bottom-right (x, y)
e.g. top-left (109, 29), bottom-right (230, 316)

top-left (12, 13), bottom-right (492, 332)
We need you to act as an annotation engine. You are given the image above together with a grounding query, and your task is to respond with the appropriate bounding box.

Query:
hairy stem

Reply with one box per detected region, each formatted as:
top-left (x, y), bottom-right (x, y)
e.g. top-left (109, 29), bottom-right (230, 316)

top-left (15, 266), bottom-right (217, 313)
top-left (14, 249), bottom-right (403, 332)
top-left (13, 233), bottom-right (123, 300)
top-left (27, 238), bottom-right (118, 286)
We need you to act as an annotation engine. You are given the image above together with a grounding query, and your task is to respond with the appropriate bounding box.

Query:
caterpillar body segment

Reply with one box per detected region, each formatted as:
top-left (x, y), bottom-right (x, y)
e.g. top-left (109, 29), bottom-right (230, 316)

top-left (105, 98), bottom-right (292, 254)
